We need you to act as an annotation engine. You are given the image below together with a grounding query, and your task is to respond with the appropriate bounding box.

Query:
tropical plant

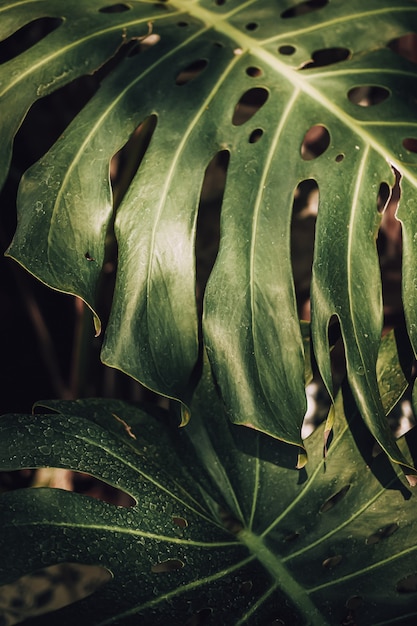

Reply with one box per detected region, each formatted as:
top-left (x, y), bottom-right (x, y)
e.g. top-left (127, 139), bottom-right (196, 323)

top-left (1, 0), bottom-right (417, 624)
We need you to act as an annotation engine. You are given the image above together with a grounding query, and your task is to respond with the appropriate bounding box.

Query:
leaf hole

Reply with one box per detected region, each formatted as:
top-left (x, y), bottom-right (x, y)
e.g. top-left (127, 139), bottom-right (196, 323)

top-left (0, 17), bottom-right (63, 65)
top-left (232, 87), bottom-right (269, 126)
top-left (151, 558), bottom-right (184, 573)
top-left (403, 137), bottom-right (417, 153)
top-left (249, 128), bottom-right (264, 143)
top-left (322, 554), bottom-right (343, 569)
top-left (300, 47), bottom-right (351, 69)
top-left (215, 0), bottom-right (227, 4)
top-left (346, 596), bottom-right (364, 610)
top-left (278, 45), bottom-right (296, 55)
top-left (366, 522), bottom-right (399, 545)
top-left (348, 86), bottom-right (390, 107)
top-left (291, 179), bottom-right (318, 317)
top-left (281, 0), bottom-right (328, 19)
top-left (0, 564), bottom-right (111, 623)
top-left (377, 182), bottom-right (391, 214)
top-left (301, 125), bottom-right (330, 160)
top-left (245, 22), bottom-right (259, 31)
top-left (172, 515), bottom-right (188, 529)
top-left (377, 168), bottom-right (403, 327)
top-left (67, 470), bottom-right (137, 507)
top-left (246, 66), bottom-right (263, 77)
top-left (177, 21), bottom-right (189, 27)
top-left (396, 573), bottom-right (417, 593)
top-left (320, 484), bottom-right (351, 512)
top-left (195, 150), bottom-right (229, 312)
top-left (110, 115), bottom-right (158, 210)
top-left (99, 3), bottom-right (131, 12)
top-left (389, 33), bottom-right (417, 64)
top-left (175, 59), bottom-right (209, 86)
top-left (335, 153), bottom-right (345, 163)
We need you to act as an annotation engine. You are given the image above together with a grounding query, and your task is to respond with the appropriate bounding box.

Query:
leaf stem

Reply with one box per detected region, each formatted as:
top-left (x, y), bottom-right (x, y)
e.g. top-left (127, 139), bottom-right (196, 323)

top-left (238, 529), bottom-right (329, 626)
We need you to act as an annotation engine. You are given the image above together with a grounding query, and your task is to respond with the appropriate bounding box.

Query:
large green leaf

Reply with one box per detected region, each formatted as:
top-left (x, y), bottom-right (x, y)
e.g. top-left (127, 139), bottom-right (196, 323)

top-left (2, 1), bottom-right (417, 463)
top-left (0, 332), bottom-right (416, 625)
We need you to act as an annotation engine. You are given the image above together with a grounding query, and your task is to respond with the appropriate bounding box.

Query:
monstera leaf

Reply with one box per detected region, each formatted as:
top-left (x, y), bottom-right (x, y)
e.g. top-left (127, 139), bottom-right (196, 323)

top-left (2, 1), bottom-right (417, 466)
top-left (0, 331), bottom-right (416, 625)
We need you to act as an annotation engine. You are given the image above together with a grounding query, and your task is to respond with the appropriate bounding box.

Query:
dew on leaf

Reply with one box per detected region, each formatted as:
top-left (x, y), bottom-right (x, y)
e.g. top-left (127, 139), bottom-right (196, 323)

top-left (239, 580), bottom-right (253, 594)
top-left (99, 3), bottom-right (130, 12)
top-left (283, 531), bottom-right (300, 542)
top-left (151, 558), bottom-right (184, 573)
top-left (301, 125), bottom-right (330, 160)
top-left (232, 87), bottom-right (269, 125)
top-left (348, 86), bottom-right (390, 107)
top-left (175, 59), bottom-right (208, 86)
top-left (366, 522), bottom-right (399, 545)
top-left (396, 573), bottom-right (417, 593)
top-left (320, 484), bottom-right (351, 512)
top-left (185, 607), bottom-right (213, 625)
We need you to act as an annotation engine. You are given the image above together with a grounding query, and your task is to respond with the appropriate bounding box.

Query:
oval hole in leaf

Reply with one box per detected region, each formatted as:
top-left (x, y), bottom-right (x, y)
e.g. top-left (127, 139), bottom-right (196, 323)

top-left (0, 563), bottom-right (111, 622)
top-left (396, 573), bottom-right (417, 593)
top-left (301, 47), bottom-right (350, 69)
top-left (366, 522), bottom-right (399, 545)
top-left (403, 138), bottom-right (417, 153)
top-left (99, 3), bottom-right (131, 12)
top-left (346, 596), bottom-right (364, 610)
top-left (335, 153), bottom-right (345, 163)
top-left (301, 125), bottom-right (330, 160)
top-left (348, 86), bottom-right (390, 107)
top-left (278, 45), bottom-right (296, 55)
top-left (215, 0), bottom-right (226, 5)
top-left (151, 558), bottom-right (184, 573)
top-left (0, 17), bottom-right (63, 65)
top-left (245, 22), bottom-right (259, 31)
top-left (246, 66), bottom-right (263, 77)
top-left (249, 128), bottom-right (264, 143)
top-left (389, 33), bottom-right (417, 64)
top-left (322, 554), bottom-right (342, 569)
top-left (320, 484), bottom-right (351, 512)
top-left (232, 87), bottom-right (269, 126)
top-left (281, 0), bottom-right (328, 19)
top-left (175, 59), bottom-right (209, 86)
top-left (172, 515), bottom-right (188, 529)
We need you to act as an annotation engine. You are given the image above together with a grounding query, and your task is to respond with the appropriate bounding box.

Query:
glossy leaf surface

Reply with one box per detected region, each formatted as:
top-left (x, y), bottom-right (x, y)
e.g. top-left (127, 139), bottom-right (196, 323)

top-left (2, 1), bottom-right (417, 461)
top-left (0, 333), bottom-right (416, 625)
